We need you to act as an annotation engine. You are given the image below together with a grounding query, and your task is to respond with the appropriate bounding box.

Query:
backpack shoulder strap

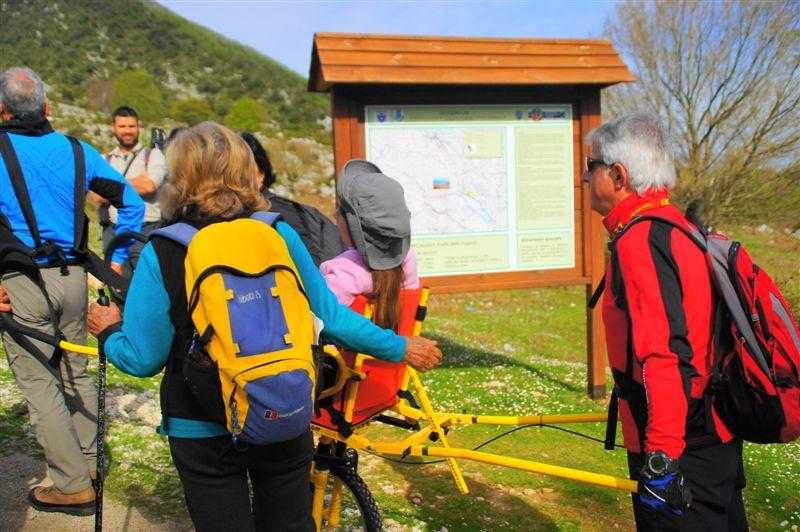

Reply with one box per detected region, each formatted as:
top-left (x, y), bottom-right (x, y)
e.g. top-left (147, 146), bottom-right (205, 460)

top-left (150, 223), bottom-right (199, 247)
top-left (616, 214), bottom-right (707, 250)
top-left (66, 136), bottom-right (86, 253)
top-left (587, 272), bottom-right (606, 310)
top-left (117, 146), bottom-right (143, 178)
top-left (0, 131), bottom-right (42, 248)
top-left (250, 211), bottom-right (282, 227)
top-left (587, 214), bottom-right (701, 310)
top-left (626, 214), bottom-right (773, 379)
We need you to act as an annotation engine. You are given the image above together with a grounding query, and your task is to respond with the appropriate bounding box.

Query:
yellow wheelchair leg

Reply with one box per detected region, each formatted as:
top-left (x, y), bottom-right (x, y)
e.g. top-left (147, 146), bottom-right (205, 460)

top-left (310, 465), bottom-right (330, 531)
top-left (325, 476), bottom-right (345, 528)
top-left (407, 366), bottom-right (470, 494)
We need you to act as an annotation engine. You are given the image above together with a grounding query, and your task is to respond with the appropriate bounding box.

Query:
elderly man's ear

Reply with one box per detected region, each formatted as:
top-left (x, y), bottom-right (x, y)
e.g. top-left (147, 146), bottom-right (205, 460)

top-left (611, 162), bottom-right (631, 193)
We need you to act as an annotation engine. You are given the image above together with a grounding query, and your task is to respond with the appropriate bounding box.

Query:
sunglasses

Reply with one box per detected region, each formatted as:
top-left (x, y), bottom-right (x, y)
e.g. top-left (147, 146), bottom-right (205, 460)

top-left (585, 156), bottom-right (611, 173)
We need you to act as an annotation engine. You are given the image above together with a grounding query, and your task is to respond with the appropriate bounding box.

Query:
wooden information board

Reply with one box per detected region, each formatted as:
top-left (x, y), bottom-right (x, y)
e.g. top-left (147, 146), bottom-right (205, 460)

top-left (308, 33), bottom-right (633, 398)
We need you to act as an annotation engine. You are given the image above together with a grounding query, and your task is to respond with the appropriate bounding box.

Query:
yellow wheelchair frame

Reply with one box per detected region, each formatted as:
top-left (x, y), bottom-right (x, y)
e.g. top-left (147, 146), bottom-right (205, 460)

top-left (59, 289), bottom-right (636, 531)
top-left (307, 288), bottom-right (636, 531)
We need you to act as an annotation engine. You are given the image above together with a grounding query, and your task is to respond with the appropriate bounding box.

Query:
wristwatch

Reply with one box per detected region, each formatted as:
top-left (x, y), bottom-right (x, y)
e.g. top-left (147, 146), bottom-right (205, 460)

top-left (645, 451), bottom-right (679, 477)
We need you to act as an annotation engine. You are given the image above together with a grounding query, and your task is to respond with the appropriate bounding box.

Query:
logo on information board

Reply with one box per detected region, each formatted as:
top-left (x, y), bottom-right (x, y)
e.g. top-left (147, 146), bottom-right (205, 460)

top-left (515, 110), bottom-right (523, 120)
top-left (528, 108), bottom-right (543, 121)
top-left (394, 109), bottom-right (405, 122)
top-left (542, 110), bottom-right (566, 119)
top-left (376, 111), bottom-right (387, 123)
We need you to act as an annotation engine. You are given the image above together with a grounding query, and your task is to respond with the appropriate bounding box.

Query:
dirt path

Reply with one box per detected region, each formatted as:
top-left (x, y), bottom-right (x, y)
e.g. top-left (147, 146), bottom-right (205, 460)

top-left (0, 452), bottom-right (186, 532)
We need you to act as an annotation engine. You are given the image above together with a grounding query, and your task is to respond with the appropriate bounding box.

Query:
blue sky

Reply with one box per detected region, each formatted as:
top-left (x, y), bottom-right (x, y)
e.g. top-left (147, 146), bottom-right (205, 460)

top-left (159, 1), bottom-right (618, 77)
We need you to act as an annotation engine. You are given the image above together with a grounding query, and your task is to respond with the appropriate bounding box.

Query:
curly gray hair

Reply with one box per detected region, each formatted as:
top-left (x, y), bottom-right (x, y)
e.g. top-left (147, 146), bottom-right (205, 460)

top-left (0, 67), bottom-right (47, 118)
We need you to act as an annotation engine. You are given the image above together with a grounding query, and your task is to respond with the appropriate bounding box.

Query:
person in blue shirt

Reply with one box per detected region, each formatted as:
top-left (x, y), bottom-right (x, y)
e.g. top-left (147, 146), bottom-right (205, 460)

top-left (87, 122), bottom-right (441, 531)
top-left (0, 66), bottom-right (144, 516)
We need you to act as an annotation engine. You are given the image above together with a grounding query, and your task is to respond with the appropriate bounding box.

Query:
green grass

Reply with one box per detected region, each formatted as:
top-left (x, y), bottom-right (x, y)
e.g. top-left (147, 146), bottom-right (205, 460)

top-left (0, 224), bottom-right (797, 530)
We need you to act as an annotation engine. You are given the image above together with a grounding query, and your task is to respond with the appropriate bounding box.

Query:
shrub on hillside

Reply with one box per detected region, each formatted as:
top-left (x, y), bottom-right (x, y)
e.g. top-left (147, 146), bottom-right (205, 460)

top-left (170, 98), bottom-right (215, 126)
top-left (711, 166), bottom-right (800, 229)
top-left (110, 70), bottom-right (163, 123)
top-left (224, 97), bottom-right (265, 133)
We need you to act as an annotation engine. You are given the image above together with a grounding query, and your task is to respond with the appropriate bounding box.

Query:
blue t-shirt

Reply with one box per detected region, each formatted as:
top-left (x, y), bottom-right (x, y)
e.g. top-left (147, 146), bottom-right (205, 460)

top-left (103, 220), bottom-right (406, 438)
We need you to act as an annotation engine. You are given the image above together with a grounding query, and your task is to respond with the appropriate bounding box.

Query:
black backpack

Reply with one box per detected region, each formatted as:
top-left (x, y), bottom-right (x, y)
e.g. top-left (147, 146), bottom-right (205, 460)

top-left (264, 192), bottom-right (346, 267)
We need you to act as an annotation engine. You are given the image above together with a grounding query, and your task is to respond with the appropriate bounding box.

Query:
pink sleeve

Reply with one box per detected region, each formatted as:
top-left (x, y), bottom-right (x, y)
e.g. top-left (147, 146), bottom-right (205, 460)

top-left (319, 252), bottom-right (374, 307)
top-left (402, 248), bottom-right (421, 289)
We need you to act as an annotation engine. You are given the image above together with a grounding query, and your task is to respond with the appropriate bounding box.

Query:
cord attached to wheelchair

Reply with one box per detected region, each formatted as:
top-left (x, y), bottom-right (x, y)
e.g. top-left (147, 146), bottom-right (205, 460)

top-left (361, 423), bottom-right (623, 465)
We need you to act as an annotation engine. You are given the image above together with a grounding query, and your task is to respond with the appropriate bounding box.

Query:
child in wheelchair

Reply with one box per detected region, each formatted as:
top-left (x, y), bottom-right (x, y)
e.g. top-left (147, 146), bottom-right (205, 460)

top-left (316, 159), bottom-right (424, 430)
top-left (320, 158), bottom-right (419, 328)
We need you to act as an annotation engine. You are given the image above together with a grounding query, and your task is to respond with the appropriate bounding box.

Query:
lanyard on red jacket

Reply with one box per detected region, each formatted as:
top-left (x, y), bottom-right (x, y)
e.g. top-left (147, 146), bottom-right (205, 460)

top-left (606, 194), bottom-right (671, 238)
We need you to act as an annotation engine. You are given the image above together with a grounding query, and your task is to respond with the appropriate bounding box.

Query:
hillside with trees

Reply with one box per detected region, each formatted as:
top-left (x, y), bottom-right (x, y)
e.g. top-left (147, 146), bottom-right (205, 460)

top-left (0, 0), bottom-right (335, 211)
top-left (0, 0), bottom-right (329, 142)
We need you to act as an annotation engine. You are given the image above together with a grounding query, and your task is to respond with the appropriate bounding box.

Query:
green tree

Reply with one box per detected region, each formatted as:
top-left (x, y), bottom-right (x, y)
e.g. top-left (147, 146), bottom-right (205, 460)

top-left (170, 98), bottom-right (215, 125)
top-left (110, 70), bottom-right (163, 123)
top-left (604, 0), bottom-right (800, 222)
top-left (224, 97), bottom-right (265, 132)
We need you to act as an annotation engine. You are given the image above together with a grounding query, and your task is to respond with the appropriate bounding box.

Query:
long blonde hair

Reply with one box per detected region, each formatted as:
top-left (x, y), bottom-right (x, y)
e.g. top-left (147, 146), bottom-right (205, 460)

top-left (160, 121), bottom-right (268, 219)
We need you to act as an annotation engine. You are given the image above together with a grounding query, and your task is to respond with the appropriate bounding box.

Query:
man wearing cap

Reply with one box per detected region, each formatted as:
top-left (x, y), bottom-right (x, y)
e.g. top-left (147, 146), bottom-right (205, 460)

top-left (321, 159), bottom-right (420, 330)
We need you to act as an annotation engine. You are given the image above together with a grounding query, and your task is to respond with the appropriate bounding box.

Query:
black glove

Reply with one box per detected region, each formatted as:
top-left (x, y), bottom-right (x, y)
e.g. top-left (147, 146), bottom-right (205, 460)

top-left (638, 452), bottom-right (692, 515)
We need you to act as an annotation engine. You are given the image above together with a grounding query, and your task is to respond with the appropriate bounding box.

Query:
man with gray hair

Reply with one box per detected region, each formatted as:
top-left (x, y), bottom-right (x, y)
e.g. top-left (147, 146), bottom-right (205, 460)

top-left (584, 113), bottom-right (747, 530)
top-left (0, 66), bottom-right (143, 515)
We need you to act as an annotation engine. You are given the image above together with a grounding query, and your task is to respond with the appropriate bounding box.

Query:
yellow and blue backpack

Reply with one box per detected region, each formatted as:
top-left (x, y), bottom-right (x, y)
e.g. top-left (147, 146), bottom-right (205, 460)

top-left (152, 212), bottom-right (318, 445)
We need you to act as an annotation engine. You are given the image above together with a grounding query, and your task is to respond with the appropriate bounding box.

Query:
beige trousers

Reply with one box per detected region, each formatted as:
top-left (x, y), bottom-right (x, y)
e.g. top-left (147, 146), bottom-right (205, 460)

top-left (2, 265), bottom-right (96, 494)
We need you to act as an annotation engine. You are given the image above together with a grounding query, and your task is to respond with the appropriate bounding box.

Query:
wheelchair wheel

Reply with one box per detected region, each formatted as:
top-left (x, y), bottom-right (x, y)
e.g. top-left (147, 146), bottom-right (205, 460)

top-left (318, 463), bottom-right (382, 531)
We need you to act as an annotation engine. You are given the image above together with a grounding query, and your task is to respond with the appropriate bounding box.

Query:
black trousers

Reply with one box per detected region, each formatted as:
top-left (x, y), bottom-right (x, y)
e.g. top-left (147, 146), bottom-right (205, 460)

top-left (168, 430), bottom-right (315, 532)
top-left (627, 439), bottom-right (748, 531)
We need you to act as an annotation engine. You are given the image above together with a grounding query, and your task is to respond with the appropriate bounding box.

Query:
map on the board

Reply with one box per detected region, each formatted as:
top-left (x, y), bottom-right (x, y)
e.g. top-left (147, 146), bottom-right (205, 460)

top-left (365, 105), bottom-right (574, 277)
top-left (367, 127), bottom-right (507, 235)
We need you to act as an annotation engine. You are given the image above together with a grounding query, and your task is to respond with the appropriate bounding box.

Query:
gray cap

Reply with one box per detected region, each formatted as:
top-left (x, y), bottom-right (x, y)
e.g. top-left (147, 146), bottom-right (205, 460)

top-left (337, 159), bottom-right (411, 270)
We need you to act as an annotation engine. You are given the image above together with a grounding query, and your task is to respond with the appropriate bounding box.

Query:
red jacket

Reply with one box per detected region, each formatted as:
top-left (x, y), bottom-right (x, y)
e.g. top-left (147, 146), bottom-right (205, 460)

top-left (602, 191), bottom-right (733, 458)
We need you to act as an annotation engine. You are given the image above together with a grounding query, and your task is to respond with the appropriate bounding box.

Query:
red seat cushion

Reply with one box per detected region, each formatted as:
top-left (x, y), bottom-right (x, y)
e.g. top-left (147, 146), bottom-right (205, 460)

top-left (313, 288), bottom-right (423, 430)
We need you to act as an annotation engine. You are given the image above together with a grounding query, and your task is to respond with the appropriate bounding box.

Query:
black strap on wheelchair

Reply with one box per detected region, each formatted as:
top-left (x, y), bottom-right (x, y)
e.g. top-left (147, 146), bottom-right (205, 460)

top-left (374, 414), bottom-right (420, 431)
top-left (317, 390), bottom-right (354, 439)
top-left (397, 389), bottom-right (420, 409)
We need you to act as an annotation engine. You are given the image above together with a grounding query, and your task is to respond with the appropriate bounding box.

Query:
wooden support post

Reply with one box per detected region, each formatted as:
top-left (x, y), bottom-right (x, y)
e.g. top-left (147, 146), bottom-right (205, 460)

top-left (581, 92), bottom-right (607, 399)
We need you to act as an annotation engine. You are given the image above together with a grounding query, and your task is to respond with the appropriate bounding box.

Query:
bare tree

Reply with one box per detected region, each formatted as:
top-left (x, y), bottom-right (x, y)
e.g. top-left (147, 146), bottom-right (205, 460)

top-left (604, 0), bottom-right (800, 222)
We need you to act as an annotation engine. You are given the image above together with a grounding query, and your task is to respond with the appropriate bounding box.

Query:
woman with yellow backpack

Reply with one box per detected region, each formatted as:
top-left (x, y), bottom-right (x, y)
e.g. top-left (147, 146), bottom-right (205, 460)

top-left (86, 122), bottom-right (442, 531)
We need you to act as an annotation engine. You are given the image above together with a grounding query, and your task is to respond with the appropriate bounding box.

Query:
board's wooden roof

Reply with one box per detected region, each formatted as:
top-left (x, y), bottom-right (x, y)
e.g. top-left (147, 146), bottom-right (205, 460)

top-left (308, 33), bottom-right (634, 91)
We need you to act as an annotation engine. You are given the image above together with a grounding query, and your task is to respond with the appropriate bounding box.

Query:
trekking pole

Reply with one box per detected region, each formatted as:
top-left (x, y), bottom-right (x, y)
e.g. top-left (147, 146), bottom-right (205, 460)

top-left (95, 288), bottom-right (109, 532)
